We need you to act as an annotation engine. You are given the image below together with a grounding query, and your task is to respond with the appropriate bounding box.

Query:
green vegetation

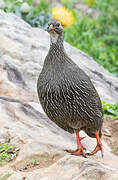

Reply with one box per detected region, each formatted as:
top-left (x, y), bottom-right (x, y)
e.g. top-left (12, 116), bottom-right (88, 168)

top-left (61, 0), bottom-right (75, 9)
top-left (0, 142), bottom-right (19, 166)
top-left (82, 0), bottom-right (95, 7)
top-left (64, 0), bottom-right (118, 77)
top-left (102, 101), bottom-right (118, 119)
top-left (30, 159), bottom-right (39, 166)
top-left (1, 0), bottom-right (52, 28)
top-left (0, 173), bottom-right (12, 180)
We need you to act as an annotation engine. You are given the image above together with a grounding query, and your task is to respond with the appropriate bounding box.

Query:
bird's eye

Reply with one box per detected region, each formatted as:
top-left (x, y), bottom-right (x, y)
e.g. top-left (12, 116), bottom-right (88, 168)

top-left (57, 23), bottom-right (60, 27)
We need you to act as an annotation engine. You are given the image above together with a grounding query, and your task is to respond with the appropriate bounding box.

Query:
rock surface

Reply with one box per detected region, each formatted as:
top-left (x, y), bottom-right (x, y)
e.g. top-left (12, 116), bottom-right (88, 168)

top-left (0, 10), bottom-right (118, 180)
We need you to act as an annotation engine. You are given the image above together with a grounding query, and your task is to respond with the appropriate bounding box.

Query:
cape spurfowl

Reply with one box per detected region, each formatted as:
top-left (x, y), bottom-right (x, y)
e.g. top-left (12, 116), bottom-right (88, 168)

top-left (37, 20), bottom-right (103, 157)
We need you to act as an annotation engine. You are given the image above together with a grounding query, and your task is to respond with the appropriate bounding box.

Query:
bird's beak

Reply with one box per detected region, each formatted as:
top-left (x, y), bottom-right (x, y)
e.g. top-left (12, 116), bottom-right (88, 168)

top-left (48, 24), bottom-right (54, 32)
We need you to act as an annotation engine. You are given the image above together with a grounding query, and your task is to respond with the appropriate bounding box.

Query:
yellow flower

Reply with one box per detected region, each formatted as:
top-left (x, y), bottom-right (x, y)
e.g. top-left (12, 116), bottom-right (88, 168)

top-left (52, 7), bottom-right (74, 27)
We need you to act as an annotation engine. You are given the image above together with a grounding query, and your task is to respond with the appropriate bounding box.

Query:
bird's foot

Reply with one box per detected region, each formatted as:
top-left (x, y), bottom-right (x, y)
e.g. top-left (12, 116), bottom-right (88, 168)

top-left (87, 143), bottom-right (103, 158)
top-left (66, 145), bottom-right (86, 157)
top-left (87, 131), bottom-right (103, 157)
top-left (66, 136), bottom-right (86, 154)
top-left (65, 131), bottom-right (86, 157)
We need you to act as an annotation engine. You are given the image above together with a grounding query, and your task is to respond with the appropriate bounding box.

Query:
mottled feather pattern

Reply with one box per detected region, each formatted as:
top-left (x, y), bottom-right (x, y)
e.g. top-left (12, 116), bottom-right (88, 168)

top-left (37, 32), bottom-right (103, 137)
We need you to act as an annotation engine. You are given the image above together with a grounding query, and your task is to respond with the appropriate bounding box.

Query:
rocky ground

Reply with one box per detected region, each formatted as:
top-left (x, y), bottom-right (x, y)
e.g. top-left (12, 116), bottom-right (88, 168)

top-left (0, 10), bottom-right (118, 180)
top-left (103, 118), bottom-right (118, 156)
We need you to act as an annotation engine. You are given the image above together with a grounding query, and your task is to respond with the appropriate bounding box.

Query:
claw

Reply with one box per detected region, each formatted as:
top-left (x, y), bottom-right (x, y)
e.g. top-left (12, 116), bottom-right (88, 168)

top-left (66, 130), bottom-right (86, 157)
top-left (66, 131), bottom-right (103, 158)
top-left (72, 148), bottom-right (86, 157)
top-left (66, 147), bottom-right (86, 157)
top-left (66, 149), bottom-right (77, 153)
top-left (80, 136), bottom-right (86, 141)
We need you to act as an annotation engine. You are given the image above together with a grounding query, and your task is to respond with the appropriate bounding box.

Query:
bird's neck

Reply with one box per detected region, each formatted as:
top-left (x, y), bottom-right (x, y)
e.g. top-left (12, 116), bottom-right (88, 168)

top-left (44, 34), bottom-right (72, 67)
top-left (49, 34), bottom-right (65, 53)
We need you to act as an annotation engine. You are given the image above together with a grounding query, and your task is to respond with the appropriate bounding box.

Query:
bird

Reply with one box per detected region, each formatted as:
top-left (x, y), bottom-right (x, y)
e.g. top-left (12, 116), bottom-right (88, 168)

top-left (37, 20), bottom-right (103, 157)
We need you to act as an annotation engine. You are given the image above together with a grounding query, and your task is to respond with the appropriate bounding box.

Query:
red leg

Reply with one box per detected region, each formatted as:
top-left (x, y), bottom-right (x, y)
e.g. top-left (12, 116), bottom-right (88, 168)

top-left (66, 130), bottom-right (86, 157)
top-left (88, 131), bottom-right (103, 157)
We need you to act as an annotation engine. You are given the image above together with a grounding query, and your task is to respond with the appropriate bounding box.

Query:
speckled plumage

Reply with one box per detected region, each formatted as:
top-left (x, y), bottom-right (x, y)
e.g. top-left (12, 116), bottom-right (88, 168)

top-left (37, 20), bottom-right (103, 138)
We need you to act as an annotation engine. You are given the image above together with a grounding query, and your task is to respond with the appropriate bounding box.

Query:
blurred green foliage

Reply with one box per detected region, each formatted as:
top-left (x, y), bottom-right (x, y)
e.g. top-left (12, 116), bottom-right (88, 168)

top-left (1, 0), bottom-right (52, 28)
top-left (0, 173), bottom-right (12, 180)
top-left (61, 0), bottom-right (75, 9)
top-left (102, 101), bottom-right (118, 119)
top-left (64, 0), bottom-right (118, 77)
top-left (82, 0), bottom-right (95, 7)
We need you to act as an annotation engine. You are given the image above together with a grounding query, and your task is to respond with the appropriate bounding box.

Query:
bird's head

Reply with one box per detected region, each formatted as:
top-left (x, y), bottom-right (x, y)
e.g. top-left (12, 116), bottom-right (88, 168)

top-left (47, 20), bottom-right (63, 35)
top-left (47, 20), bottom-right (63, 44)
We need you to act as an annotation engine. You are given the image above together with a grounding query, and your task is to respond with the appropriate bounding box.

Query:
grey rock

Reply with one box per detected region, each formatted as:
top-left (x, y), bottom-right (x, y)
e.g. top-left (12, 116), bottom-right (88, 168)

top-left (0, 97), bottom-right (118, 180)
top-left (0, 10), bottom-right (118, 103)
top-left (0, 10), bottom-right (118, 180)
